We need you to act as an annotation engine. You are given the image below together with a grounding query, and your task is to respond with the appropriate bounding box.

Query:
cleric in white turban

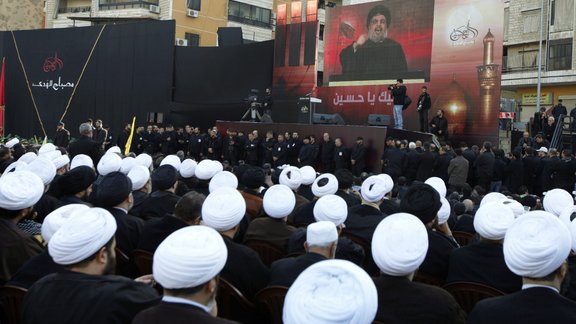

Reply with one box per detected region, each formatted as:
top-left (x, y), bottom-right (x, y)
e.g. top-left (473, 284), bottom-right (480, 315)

top-left (70, 154), bottom-right (94, 170)
top-left (283, 259), bottom-right (378, 324)
top-left (543, 188), bottom-right (574, 217)
top-left (208, 171), bottom-right (238, 193)
top-left (97, 153), bottom-right (122, 176)
top-left (314, 194), bottom-right (348, 228)
top-left (132, 226), bottom-right (228, 323)
top-left (311, 173), bottom-right (338, 198)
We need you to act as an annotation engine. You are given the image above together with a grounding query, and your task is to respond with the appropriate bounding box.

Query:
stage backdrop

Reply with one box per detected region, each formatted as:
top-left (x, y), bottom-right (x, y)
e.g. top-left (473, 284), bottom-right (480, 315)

top-left (3, 21), bottom-right (175, 139)
top-left (316, 0), bottom-right (504, 145)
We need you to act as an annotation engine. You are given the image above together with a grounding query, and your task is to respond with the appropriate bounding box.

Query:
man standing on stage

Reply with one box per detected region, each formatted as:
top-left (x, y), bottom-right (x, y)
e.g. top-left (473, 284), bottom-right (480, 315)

top-left (54, 122), bottom-right (70, 148)
top-left (417, 86), bottom-right (432, 133)
top-left (389, 79), bottom-right (406, 129)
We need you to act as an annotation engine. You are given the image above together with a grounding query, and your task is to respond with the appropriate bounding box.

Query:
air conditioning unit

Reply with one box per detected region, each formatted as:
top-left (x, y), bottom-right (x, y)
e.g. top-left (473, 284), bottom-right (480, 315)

top-left (187, 9), bottom-right (199, 17)
top-left (175, 38), bottom-right (189, 46)
top-left (149, 5), bottom-right (160, 14)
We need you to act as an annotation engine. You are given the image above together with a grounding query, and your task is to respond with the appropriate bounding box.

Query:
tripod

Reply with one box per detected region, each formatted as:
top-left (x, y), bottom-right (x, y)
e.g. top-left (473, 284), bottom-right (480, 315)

top-left (242, 102), bottom-right (263, 121)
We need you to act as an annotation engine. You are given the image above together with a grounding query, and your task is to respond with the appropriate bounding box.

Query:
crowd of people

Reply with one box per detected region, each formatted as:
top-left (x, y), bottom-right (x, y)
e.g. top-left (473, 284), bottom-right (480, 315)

top-left (1, 120), bottom-right (576, 323)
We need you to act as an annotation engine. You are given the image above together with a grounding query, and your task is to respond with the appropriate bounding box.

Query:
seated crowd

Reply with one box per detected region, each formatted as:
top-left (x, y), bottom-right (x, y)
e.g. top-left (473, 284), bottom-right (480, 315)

top-left (2, 122), bottom-right (576, 323)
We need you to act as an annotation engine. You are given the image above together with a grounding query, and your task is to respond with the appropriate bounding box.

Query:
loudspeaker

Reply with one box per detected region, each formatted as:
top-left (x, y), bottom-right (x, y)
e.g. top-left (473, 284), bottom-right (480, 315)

top-left (217, 27), bottom-right (243, 46)
top-left (367, 114), bottom-right (391, 126)
top-left (313, 113), bottom-right (345, 125)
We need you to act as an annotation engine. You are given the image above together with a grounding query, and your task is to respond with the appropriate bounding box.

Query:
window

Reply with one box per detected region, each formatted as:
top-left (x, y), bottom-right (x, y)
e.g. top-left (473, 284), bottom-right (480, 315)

top-left (187, 0), bottom-right (201, 11)
top-left (548, 39), bottom-right (572, 71)
top-left (550, 0), bottom-right (555, 25)
top-left (228, 1), bottom-right (272, 29)
top-left (522, 11), bottom-right (540, 34)
top-left (552, 0), bottom-right (574, 31)
top-left (319, 24), bottom-right (325, 40)
top-left (185, 33), bottom-right (200, 47)
top-left (503, 8), bottom-right (509, 41)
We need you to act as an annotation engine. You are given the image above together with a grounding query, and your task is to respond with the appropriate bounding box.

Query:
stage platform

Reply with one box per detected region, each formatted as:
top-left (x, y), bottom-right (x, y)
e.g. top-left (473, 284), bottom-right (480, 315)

top-left (216, 121), bottom-right (433, 173)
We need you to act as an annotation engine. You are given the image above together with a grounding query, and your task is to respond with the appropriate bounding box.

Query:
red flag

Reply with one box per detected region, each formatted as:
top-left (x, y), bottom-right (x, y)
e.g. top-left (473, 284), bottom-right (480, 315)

top-left (0, 57), bottom-right (5, 137)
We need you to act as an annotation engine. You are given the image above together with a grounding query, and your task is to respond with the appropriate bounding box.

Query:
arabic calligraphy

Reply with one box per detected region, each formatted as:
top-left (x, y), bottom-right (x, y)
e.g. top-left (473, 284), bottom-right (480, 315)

top-left (332, 91), bottom-right (393, 106)
top-left (43, 53), bottom-right (64, 73)
top-left (32, 77), bottom-right (75, 91)
top-left (450, 19), bottom-right (479, 42)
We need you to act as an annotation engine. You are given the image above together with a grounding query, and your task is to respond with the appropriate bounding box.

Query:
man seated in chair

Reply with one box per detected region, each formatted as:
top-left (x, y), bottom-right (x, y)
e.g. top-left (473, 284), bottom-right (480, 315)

top-left (201, 187), bottom-right (269, 301)
top-left (22, 208), bottom-right (159, 323)
top-left (269, 221), bottom-right (337, 287)
top-left (447, 200), bottom-right (522, 293)
top-left (290, 173), bottom-right (339, 227)
top-left (372, 213), bottom-right (466, 323)
top-left (468, 212), bottom-right (576, 323)
top-left (429, 109), bottom-right (448, 140)
top-left (133, 226), bottom-right (238, 324)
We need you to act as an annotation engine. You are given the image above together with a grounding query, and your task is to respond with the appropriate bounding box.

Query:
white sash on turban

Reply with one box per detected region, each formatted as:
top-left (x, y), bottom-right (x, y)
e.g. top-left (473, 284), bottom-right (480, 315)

top-left (201, 187), bottom-right (246, 231)
top-left (135, 153), bottom-right (153, 169)
top-left (106, 146), bottom-right (121, 155)
top-left (179, 159), bottom-right (197, 178)
top-left (38, 143), bottom-right (56, 155)
top-left (41, 204), bottom-right (90, 242)
top-left (480, 192), bottom-right (507, 207)
top-left (544, 188), bottom-right (574, 217)
top-left (0, 171), bottom-right (44, 210)
top-left (209, 171), bottom-right (239, 193)
top-left (307, 221), bottom-right (338, 246)
top-left (120, 157), bottom-right (136, 174)
top-left (70, 154), bottom-right (93, 169)
top-left (53, 155), bottom-right (70, 170)
top-left (5, 138), bottom-right (19, 149)
top-left (263, 184), bottom-right (295, 219)
top-left (474, 201), bottom-right (515, 240)
top-left (361, 176), bottom-right (387, 203)
top-left (160, 155), bottom-right (182, 171)
top-left (24, 156), bottom-right (56, 186)
top-left (97, 153), bottom-right (122, 176)
top-left (377, 173), bottom-right (394, 195)
top-left (280, 166), bottom-right (302, 191)
top-left (18, 152), bottom-right (37, 164)
top-left (299, 166), bottom-right (317, 186)
top-left (314, 194), bottom-right (348, 226)
top-left (438, 197), bottom-right (451, 225)
top-left (128, 165), bottom-right (150, 191)
top-left (312, 174), bottom-right (338, 197)
top-left (195, 160), bottom-right (221, 180)
top-left (425, 177), bottom-right (446, 198)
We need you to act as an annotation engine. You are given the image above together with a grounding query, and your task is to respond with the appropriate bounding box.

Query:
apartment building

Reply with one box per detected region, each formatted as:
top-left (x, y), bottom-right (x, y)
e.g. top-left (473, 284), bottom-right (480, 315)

top-left (0, 0), bottom-right (44, 31)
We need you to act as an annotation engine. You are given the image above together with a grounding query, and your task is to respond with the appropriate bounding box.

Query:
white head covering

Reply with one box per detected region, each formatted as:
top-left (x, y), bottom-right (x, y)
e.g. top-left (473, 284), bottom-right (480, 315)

top-left (312, 174), bottom-right (339, 197)
top-left (569, 219), bottom-right (576, 253)
top-left (18, 152), bottom-right (37, 164)
top-left (202, 187), bottom-right (246, 231)
top-left (376, 173), bottom-right (394, 195)
top-left (425, 177), bottom-right (447, 198)
top-left (504, 211), bottom-right (571, 278)
top-left (43, 150), bottom-right (62, 162)
top-left (280, 166), bottom-right (302, 191)
top-left (97, 153), bottom-right (122, 176)
top-left (120, 157), bottom-right (136, 174)
top-left (299, 166), bottom-right (317, 186)
top-left (474, 201), bottom-right (516, 240)
top-left (361, 176), bottom-right (387, 203)
top-left (128, 165), bottom-right (150, 191)
top-left (38, 143), bottom-right (56, 155)
top-left (372, 213), bottom-right (428, 276)
top-left (48, 208), bottom-right (117, 265)
top-left (283, 259), bottom-right (378, 324)
top-left (209, 171), bottom-right (238, 193)
top-left (0, 171), bottom-right (44, 210)
top-left (41, 204), bottom-right (90, 242)
top-left (179, 159), bottom-right (197, 178)
top-left (559, 205), bottom-right (576, 228)
top-left (500, 198), bottom-right (526, 218)
top-left (153, 226), bottom-right (228, 289)
top-left (314, 194), bottom-right (348, 226)
top-left (160, 155), bottom-right (182, 171)
top-left (53, 155), bottom-right (70, 170)
top-left (480, 192), bottom-right (507, 207)
top-left (2, 161), bottom-right (28, 175)
top-left (437, 197), bottom-right (451, 225)
top-left (195, 160), bottom-right (221, 180)
top-left (70, 154), bottom-right (94, 169)
top-left (307, 221), bottom-right (338, 246)
top-left (5, 138), bottom-right (19, 149)
top-left (544, 188), bottom-right (574, 216)
top-left (135, 153), bottom-right (153, 169)
top-left (263, 184), bottom-right (296, 219)
top-left (106, 146), bottom-right (121, 155)
top-left (24, 156), bottom-right (57, 186)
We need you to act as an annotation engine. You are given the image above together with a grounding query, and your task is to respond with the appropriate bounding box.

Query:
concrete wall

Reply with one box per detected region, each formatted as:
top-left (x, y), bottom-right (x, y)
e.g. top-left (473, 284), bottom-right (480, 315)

top-left (0, 0), bottom-right (44, 31)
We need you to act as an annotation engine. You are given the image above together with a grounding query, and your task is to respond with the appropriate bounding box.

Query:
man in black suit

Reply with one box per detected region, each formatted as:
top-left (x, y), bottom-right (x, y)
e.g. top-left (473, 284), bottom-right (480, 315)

top-left (351, 137), bottom-right (366, 176)
top-left (320, 133), bottom-right (335, 173)
top-left (140, 165), bottom-right (181, 220)
top-left (333, 137), bottom-right (350, 171)
top-left (68, 123), bottom-right (103, 166)
top-left (381, 137), bottom-right (406, 182)
top-left (133, 226), bottom-right (238, 324)
top-left (468, 212), bottom-right (576, 323)
top-left (272, 133), bottom-right (288, 167)
top-left (53, 122), bottom-right (70, 148)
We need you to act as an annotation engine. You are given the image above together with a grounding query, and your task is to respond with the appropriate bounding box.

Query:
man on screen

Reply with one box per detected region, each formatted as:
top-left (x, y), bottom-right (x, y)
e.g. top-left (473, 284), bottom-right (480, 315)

top-left (340, 5), bottom-right (407, 78)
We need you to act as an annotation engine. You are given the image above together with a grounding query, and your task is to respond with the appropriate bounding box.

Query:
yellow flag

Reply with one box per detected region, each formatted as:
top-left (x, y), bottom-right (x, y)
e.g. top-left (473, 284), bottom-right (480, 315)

top-left (34, 135), bottom-right (38, 145)
top-left (124, 116), bottom-right (136, 156)
top-left (42, 136), bottom-right (47, 145)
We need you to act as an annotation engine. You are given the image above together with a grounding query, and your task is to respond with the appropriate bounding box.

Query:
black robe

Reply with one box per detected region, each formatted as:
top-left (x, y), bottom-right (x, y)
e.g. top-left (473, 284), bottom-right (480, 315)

top-left (344, 204), bottom-right (386, 243)
top-left (269, 252), bottom-right (326, 287)
top-left (419, 229), bottom-right (458, 282)
top-left (107, 208), bottom-right (143, 257)
top-left (7, 250), bottom-right (65, 289)
top-left (288, 228), bottom-right (365, 267)
top-left (137, 215), bottom-right (189, 253)
top-left (0, 218), bottom-right (44, 284)
top-left (139, 190), bottom-right (180, 220)
top-left (133, 301), bottom-right (239, 324)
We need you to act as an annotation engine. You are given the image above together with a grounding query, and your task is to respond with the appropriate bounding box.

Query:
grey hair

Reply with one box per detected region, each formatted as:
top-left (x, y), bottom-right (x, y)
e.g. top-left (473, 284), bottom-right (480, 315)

top-left (79, 123), bottom-right (92, 136)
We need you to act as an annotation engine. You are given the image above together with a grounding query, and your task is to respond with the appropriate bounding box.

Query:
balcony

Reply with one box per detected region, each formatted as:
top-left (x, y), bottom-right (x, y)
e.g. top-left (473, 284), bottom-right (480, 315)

top-left (228, 15), bottom-right (272, 29)
top-left (58, 6), bottom-right (91, 14)
top-left (502, 55), bottom-right (543, 73)
top-left (99, 1), bottom-right (158, 11)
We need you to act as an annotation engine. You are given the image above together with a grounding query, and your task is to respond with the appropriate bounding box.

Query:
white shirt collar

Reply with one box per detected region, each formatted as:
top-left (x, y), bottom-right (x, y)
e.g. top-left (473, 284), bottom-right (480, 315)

top-left (522, 283), bottom-right (559, 293)
top-left (162, 295), bottom-right (212, 314)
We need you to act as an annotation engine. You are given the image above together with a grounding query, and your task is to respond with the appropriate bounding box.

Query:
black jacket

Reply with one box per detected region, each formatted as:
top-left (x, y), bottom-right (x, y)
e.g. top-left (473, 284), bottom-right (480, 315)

top-left (419, 229), bottom-right (458, 282)
top-left (269, 252), bottom-right (326, 287)
top-left (137, 215), bottom-right (189, 253)
top-left (139, 191), bottom-right (180, 220)
top-left (68, 135), bottom-right (103, 166)
top-left (53, 129), bottom-right (70, 148)
top-left (133, 302), bottom-right (238, 324)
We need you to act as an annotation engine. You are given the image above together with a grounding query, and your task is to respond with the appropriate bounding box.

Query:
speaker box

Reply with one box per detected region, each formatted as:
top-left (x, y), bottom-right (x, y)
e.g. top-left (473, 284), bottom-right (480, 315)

top-left (313, 113), bottom-right (345, 125)
top-left (367, 114), bottom-right (391, 126)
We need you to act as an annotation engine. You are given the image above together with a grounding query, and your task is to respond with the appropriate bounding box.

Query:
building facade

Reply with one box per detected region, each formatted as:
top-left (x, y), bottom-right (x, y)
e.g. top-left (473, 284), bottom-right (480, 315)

top-left (0, 0), bottom-right (45, 31)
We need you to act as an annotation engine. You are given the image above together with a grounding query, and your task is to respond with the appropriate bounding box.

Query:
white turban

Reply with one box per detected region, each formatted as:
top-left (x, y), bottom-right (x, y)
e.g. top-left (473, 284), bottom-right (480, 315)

top-left (299, 166), bottom-right (317, 185)
top-left (106, 146), bottom-right (121, 155)
top-left (312, 174), bottom-right (339, 198)
top-left (120, 157), bottom-right (136, 174)
top-left (283, 259), bottom-right (378, 324)
top-left (179, 159), bottom-right (197, 178)
top-left (38, 143), bottom-right (56, 154)
top-left (48, 208), bottom-right (117, 265)
top-left (70, 154), bottom-right (94, 169)
top-left (480, 192), bottom-right (507, 207)
top-left (314, 194), bottom-right (348, 226)
top-left (202, 187), bottom-right (246, 231)
top-left (569, 219), bottom-right (576, 253)
top-left (307, 221), bottom-right (338, 246)
top-left (0, 171), bottom-right (44, 210)
top-left (18, 152), bottom-right (37, 164)
top-left (376, 173), bottom-right (394, 195)
top-left (43, 150), bottom-right (62, 162)
top-left (135, 153), bottom-right (153, 169)
top-left (153, 226), bottom-right (228, 289)
top-left (504, 211), bottom-right (571, 278)
top-left (195, 160), bottom-right (221, 180)
top-left (425, 177), bottom-right (446, 198)
top-left (24, 156), bottom-right (57, 186)
top-left (438, 197), bottom-right (451, 225)
top-left (209, 171), bottom-right (239, 193)
top-left (161, 155), bottom-right (182, 171)
top-left (474, 201), bottom-right (516, 240)
top-left (97, 153), bottom-right (122, 176)
top-left (128, 165), bottom-right (150, 191)
top-left (263, 184), bottom-right (296, 219)
top-left (280, 166), bottom-right (302, 191)
top-left (372, 213), bottom-right (428, 276)
top-left (53, 155), bottom-right (70, 170)
top-left (559, 205), bottom-right (576, 229)
top-left (361, 176), bottom-right (387, 203)
top-left (544, 188), bottom-right (573, 216)
top-left (5, 138), bottom-right (19, 149)
top-left (501, 198), bottom-right (526, 218)
top-left (2, 161), bottom-right (27, 175)
top-left (41, 204), bottom-right (90, 242)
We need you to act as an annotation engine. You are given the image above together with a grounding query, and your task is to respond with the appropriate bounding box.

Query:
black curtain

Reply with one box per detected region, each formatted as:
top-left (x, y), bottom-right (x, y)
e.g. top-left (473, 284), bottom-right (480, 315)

top-left (3, 21), bottom-right (175, 139)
